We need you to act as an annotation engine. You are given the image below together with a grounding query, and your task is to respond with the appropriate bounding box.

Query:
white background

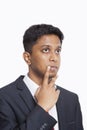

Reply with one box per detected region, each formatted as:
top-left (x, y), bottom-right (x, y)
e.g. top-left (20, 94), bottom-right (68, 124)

top-left (0, 0), bottom-right (87, 129)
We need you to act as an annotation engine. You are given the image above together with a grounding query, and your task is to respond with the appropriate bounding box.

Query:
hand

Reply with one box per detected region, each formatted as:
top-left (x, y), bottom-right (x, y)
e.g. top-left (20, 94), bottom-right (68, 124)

top-left (34, 66), bottom-right (60, 112)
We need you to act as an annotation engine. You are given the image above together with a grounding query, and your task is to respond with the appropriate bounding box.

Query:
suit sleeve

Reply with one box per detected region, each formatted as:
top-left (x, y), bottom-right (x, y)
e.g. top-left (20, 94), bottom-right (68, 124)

top-left (0, 98), bottom-right (57, 130)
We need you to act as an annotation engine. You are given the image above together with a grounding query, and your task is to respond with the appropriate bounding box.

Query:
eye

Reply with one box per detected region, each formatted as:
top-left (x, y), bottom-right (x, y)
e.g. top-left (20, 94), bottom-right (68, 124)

top-left (55, 49), bottom-right (61, 54)
top-left (42, 48), bottom-right (50, 53)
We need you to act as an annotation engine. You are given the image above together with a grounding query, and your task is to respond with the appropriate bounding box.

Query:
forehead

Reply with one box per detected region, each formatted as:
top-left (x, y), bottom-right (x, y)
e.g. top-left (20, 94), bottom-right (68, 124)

top-left (35, 34), bottom-right (61, 47)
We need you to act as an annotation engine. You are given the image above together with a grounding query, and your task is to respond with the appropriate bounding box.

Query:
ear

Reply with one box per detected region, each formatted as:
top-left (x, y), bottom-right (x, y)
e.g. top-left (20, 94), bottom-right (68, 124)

top-left (23, 52), bottom-right (31, 65)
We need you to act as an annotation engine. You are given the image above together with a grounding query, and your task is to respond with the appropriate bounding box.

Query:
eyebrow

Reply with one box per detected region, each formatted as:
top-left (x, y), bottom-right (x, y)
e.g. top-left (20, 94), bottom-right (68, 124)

top-left (41, 45), bottom-right (62, 49)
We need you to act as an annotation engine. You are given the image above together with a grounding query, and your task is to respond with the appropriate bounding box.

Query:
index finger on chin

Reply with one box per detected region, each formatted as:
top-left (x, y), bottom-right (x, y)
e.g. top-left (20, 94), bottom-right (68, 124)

top-left (42, 66), bottom-right (50, 87)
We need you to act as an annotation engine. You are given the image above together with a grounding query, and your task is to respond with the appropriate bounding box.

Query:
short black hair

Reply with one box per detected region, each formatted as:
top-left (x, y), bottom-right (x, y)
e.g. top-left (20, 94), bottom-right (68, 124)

top-left (23, 24), bottom-right (64, 52)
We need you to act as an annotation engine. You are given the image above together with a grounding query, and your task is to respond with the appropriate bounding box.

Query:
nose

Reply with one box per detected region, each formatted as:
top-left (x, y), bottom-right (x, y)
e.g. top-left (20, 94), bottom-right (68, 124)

top-left (49, 52), bottom-right (58, 62)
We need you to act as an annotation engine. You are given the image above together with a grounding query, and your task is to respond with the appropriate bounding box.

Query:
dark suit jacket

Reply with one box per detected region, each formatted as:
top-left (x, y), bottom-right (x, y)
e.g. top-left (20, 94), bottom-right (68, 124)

top-left (0, 76), bottom-right (83, 130)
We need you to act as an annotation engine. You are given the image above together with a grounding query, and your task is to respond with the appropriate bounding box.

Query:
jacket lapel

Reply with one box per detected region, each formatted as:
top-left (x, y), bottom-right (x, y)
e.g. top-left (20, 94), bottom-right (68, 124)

top-left (16, 76), bottom-right (36, 111)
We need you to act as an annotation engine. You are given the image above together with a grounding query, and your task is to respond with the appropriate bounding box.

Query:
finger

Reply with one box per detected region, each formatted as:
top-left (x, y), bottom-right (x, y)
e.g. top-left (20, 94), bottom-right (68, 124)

top-left (42, 66), bottom-right (50, 87)
top-left (48, 76), bottom-right (57, 87)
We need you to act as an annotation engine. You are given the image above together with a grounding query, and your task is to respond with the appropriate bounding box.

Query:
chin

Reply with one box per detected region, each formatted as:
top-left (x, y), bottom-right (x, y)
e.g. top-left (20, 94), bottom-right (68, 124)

top-left (49, 73), bottom-right (57, 78)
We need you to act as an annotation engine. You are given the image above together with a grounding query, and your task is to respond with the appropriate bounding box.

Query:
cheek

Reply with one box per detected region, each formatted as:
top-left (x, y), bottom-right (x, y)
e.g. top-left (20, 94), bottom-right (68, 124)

top-left (31, 55), bottom-right (48, 67)
top-left (39, 55), bottom-right (49, 67)
top-left (30, 46), bottom-right (51, 77)
top-left (30, 55), bottom-right (48, 76)
top-left (59, 56), bottom-right (61, 65)
top-left (34, 54), bottom-right (48, 63)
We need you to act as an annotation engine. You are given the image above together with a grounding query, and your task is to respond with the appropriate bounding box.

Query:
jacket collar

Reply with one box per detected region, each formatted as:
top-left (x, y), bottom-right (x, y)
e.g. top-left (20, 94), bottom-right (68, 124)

top-left (15, 76), bottom-right (37, 111)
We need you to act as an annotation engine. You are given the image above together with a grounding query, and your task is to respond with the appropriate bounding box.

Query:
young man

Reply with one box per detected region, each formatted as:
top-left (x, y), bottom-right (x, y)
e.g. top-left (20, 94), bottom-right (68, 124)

top-left (0, 24), bottom-right (83, 130)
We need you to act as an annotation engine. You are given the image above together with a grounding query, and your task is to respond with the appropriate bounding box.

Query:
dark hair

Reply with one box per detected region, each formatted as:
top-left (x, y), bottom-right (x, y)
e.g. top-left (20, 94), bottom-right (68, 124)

top-left (23, 24), bottom-right (64, 52)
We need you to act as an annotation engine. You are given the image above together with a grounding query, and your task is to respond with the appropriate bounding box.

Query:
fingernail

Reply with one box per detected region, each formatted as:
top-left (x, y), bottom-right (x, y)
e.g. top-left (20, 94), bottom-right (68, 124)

top-left (47, 66), bottom-right (50, 70)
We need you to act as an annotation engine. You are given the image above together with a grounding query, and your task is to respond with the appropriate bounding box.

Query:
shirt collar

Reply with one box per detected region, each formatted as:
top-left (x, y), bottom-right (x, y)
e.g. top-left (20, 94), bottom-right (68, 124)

top-left (23, 74), bottom-right (39, 97)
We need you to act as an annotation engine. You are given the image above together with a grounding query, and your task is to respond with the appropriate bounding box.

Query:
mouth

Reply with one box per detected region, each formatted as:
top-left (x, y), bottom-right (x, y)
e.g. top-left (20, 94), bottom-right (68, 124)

top-left (49, 66), bottom-right (58, 72)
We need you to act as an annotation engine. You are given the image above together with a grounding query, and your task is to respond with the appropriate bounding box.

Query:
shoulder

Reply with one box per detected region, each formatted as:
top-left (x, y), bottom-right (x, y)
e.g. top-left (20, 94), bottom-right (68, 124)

top-left (56, 86), bottom-right (81, 112)
top-left (57, 85), bottom-right (79, 102)
top-left (0, 75), bottom-right (24, 97)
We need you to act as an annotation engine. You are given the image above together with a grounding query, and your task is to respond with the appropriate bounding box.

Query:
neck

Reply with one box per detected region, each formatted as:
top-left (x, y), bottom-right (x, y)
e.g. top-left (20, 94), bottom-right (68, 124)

top-left (28, 72), bottom-right (43, 87)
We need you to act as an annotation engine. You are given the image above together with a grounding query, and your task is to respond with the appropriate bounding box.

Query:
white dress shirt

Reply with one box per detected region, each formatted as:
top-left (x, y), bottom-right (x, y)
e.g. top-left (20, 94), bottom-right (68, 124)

top-left (23, 74), bottom-right (59, 130)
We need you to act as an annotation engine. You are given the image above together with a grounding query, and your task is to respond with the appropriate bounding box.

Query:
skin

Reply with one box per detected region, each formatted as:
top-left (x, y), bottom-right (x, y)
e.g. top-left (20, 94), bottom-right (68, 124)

top-left (23, 34), bottom-right (61, 111)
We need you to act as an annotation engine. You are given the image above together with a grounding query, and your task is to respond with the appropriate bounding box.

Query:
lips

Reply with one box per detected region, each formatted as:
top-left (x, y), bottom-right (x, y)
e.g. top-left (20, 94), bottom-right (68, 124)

top-left (50, 66), bottom-right (58, 72)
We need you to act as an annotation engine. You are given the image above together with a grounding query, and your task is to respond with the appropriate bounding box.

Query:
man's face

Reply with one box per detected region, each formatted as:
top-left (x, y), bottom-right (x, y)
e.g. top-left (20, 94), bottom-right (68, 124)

top-left (29, 34), bottom-right (61, 79)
